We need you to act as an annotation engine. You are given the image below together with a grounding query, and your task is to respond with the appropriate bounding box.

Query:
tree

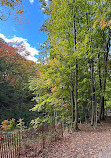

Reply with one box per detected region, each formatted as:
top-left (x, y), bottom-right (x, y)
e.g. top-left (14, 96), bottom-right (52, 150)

top-left (0, 38), bottom-right (39, 123)
top-left (29, 0), bottom-right (111, 129)
top-left (0, 0), bottom-right (23, 21)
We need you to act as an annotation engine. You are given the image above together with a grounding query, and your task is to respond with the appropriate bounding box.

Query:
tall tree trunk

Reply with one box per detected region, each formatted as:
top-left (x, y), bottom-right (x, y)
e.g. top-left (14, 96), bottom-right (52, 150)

top-left (73, 0), bottom-right (79, 130)
top-left (91, 61), bottom-right (97, 126)
top-left (98, 53), bottom-right (102, 123)
top-left (74, 58), bottom-right (78, 129)
top-left (101, 96), bottom-right (105, 120)
top-left (98, 54), bottom-right (102, 89)
top-left (99, 29), bottom-right (110, 121)
top-left (71, 85), bottom-right (75, 123)
top-left (98, 96), bottom-right (103, 122)
top-left (68, 30), bottom-right (75, 125)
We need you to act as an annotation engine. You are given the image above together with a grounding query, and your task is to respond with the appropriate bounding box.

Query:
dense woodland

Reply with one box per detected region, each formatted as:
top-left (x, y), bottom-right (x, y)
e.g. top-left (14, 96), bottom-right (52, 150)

top-left (0, 0), bottom-right (111, 131)
top-left (0, 38), bottom-right (39, 124)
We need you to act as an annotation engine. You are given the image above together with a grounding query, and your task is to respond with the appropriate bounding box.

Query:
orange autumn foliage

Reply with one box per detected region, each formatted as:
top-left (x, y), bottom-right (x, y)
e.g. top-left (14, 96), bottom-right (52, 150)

top-left (0, 0), bottom-right (24, 22)
top-left (0, 40), bottom-right (38, 87)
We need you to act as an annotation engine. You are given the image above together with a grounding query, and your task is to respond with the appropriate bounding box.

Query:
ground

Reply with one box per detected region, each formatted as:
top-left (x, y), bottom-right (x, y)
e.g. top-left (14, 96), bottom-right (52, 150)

top-left (20, 116), bottom-right (111, 158)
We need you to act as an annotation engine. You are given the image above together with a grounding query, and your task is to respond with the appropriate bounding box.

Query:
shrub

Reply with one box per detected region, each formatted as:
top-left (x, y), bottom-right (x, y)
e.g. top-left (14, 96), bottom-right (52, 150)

top-left (16, 118), bottom-right (26, 131)
top-left (1, 118), bottom-right (15, 131)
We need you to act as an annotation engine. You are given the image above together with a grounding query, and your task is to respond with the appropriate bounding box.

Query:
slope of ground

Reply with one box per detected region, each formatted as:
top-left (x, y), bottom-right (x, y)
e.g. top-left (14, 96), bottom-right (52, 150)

top-left (21, 116), bottom-right (111, 158)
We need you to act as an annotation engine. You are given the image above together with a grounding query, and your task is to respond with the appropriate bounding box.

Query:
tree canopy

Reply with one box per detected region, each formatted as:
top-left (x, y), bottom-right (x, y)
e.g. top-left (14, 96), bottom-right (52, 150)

top-left (0, 0), bottom-right (23, 21)
top-left (29, 0), bottom-right (111, 129)
top-left (0, 38), bottom-right (39, 123)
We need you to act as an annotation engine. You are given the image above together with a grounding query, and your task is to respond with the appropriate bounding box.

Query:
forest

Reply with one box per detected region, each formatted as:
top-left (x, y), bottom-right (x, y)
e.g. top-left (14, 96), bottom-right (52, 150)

top-left (29, 0), bottom-right (111, 130)
top-left (0, 0), bottom-right (111, 157)
top-left (0, 0), bottom-right (111, 129)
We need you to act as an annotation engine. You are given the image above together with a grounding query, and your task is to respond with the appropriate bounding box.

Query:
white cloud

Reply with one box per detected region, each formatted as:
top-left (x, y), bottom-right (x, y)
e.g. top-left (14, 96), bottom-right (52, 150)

top-left (0, 33), bottom-right (39, 63)
top-left (29, 0), bottom-right (34, 4)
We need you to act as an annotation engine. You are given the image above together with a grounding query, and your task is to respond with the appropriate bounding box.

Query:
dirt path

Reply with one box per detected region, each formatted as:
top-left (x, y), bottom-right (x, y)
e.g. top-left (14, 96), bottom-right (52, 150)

top-left (40, 119), bottom-right (111, 158)
top-left (97, 143), bottom-right (111, 158)
top-left (21, 117), bottom-right (111, 158)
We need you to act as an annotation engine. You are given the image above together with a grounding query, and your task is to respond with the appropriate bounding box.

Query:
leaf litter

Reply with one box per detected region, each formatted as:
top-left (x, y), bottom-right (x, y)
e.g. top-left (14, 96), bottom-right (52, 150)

top-left (20, 116), bottom-right (111, 158)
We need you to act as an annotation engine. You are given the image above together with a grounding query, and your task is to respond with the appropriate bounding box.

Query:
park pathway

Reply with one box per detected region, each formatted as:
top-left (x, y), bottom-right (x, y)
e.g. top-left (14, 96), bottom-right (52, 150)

top-left (38, 117), bottom-right (111, 158)
top-left (20, 117), bottom-right (111, 158)
top-left (96, 143), bottom-right (111, 158)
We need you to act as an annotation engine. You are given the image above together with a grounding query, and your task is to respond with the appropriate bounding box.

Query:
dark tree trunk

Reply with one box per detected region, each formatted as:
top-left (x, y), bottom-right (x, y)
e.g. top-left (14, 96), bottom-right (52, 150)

top-left (68, 29), bottom-right (75, 126)
top-left (99, 29), bottom-right (110, 121)
top-left (71, 85), bottom-right (75, 123)
top-left (98, 53), bottom-right (102, 123)
top-left (98, 96), bottom-right (104, 122)
top-left (101, 96), bottom-right (105, 120)
top-left (74, 58), bottom-right (79, 129)
top-left (91, 61), bottom-right (97, 126)
top-left (73, 0), bottom-right (79, 130)
top-left (98, 54), bottom-right (102, 89)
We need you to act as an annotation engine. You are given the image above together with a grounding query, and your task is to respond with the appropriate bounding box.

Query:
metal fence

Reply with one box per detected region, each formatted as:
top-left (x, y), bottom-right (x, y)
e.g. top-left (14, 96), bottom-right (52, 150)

top-left (0, 123), bottom-right (63, 158)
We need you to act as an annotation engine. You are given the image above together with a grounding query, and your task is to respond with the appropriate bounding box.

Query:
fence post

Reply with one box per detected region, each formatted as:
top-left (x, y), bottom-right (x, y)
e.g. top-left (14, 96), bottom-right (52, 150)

top-left (8, 148), bottom-right (10, 158)
top-left (18, 131), bottom-right (21, 158)
top-left (8, 133), bottom-right (11, 158)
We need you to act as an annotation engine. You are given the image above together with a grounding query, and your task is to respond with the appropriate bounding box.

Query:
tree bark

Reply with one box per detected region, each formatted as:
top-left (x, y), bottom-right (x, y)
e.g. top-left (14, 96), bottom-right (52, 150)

top-left (73, 0), bottom-right (79, 130)
top-left (98, 53), bottom-right (102, 123)
top-left (71, 84), bottom-right (75, 123)
top-left (99, 29), bottom-right (110, 121)
top-left (91, 61), bottom-right (97, 126)
top-left (74, 58), bottom-right (78, 129)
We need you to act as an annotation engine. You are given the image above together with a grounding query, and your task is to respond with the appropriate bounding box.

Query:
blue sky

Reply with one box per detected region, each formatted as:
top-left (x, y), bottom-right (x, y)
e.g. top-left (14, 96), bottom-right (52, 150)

top-left (0, 0), bottom-right (110, 61)
top-left (0, 0), bottom-right (48, 62)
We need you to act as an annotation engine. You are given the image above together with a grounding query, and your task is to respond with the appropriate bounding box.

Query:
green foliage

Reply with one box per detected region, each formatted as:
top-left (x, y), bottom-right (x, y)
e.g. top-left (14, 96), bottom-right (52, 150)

top-left (1, 0), bottom-right (110, 128)
top-left (30, 117), bottom-right (43, 128)
top-left (16, 118), bottom-right (26, 131)
top-left (30, 0), bottom-right (111, 126)
top-left (29, 76), bottom-right (64, 125)
top-left (0, 39), bottom-right (39, 124)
